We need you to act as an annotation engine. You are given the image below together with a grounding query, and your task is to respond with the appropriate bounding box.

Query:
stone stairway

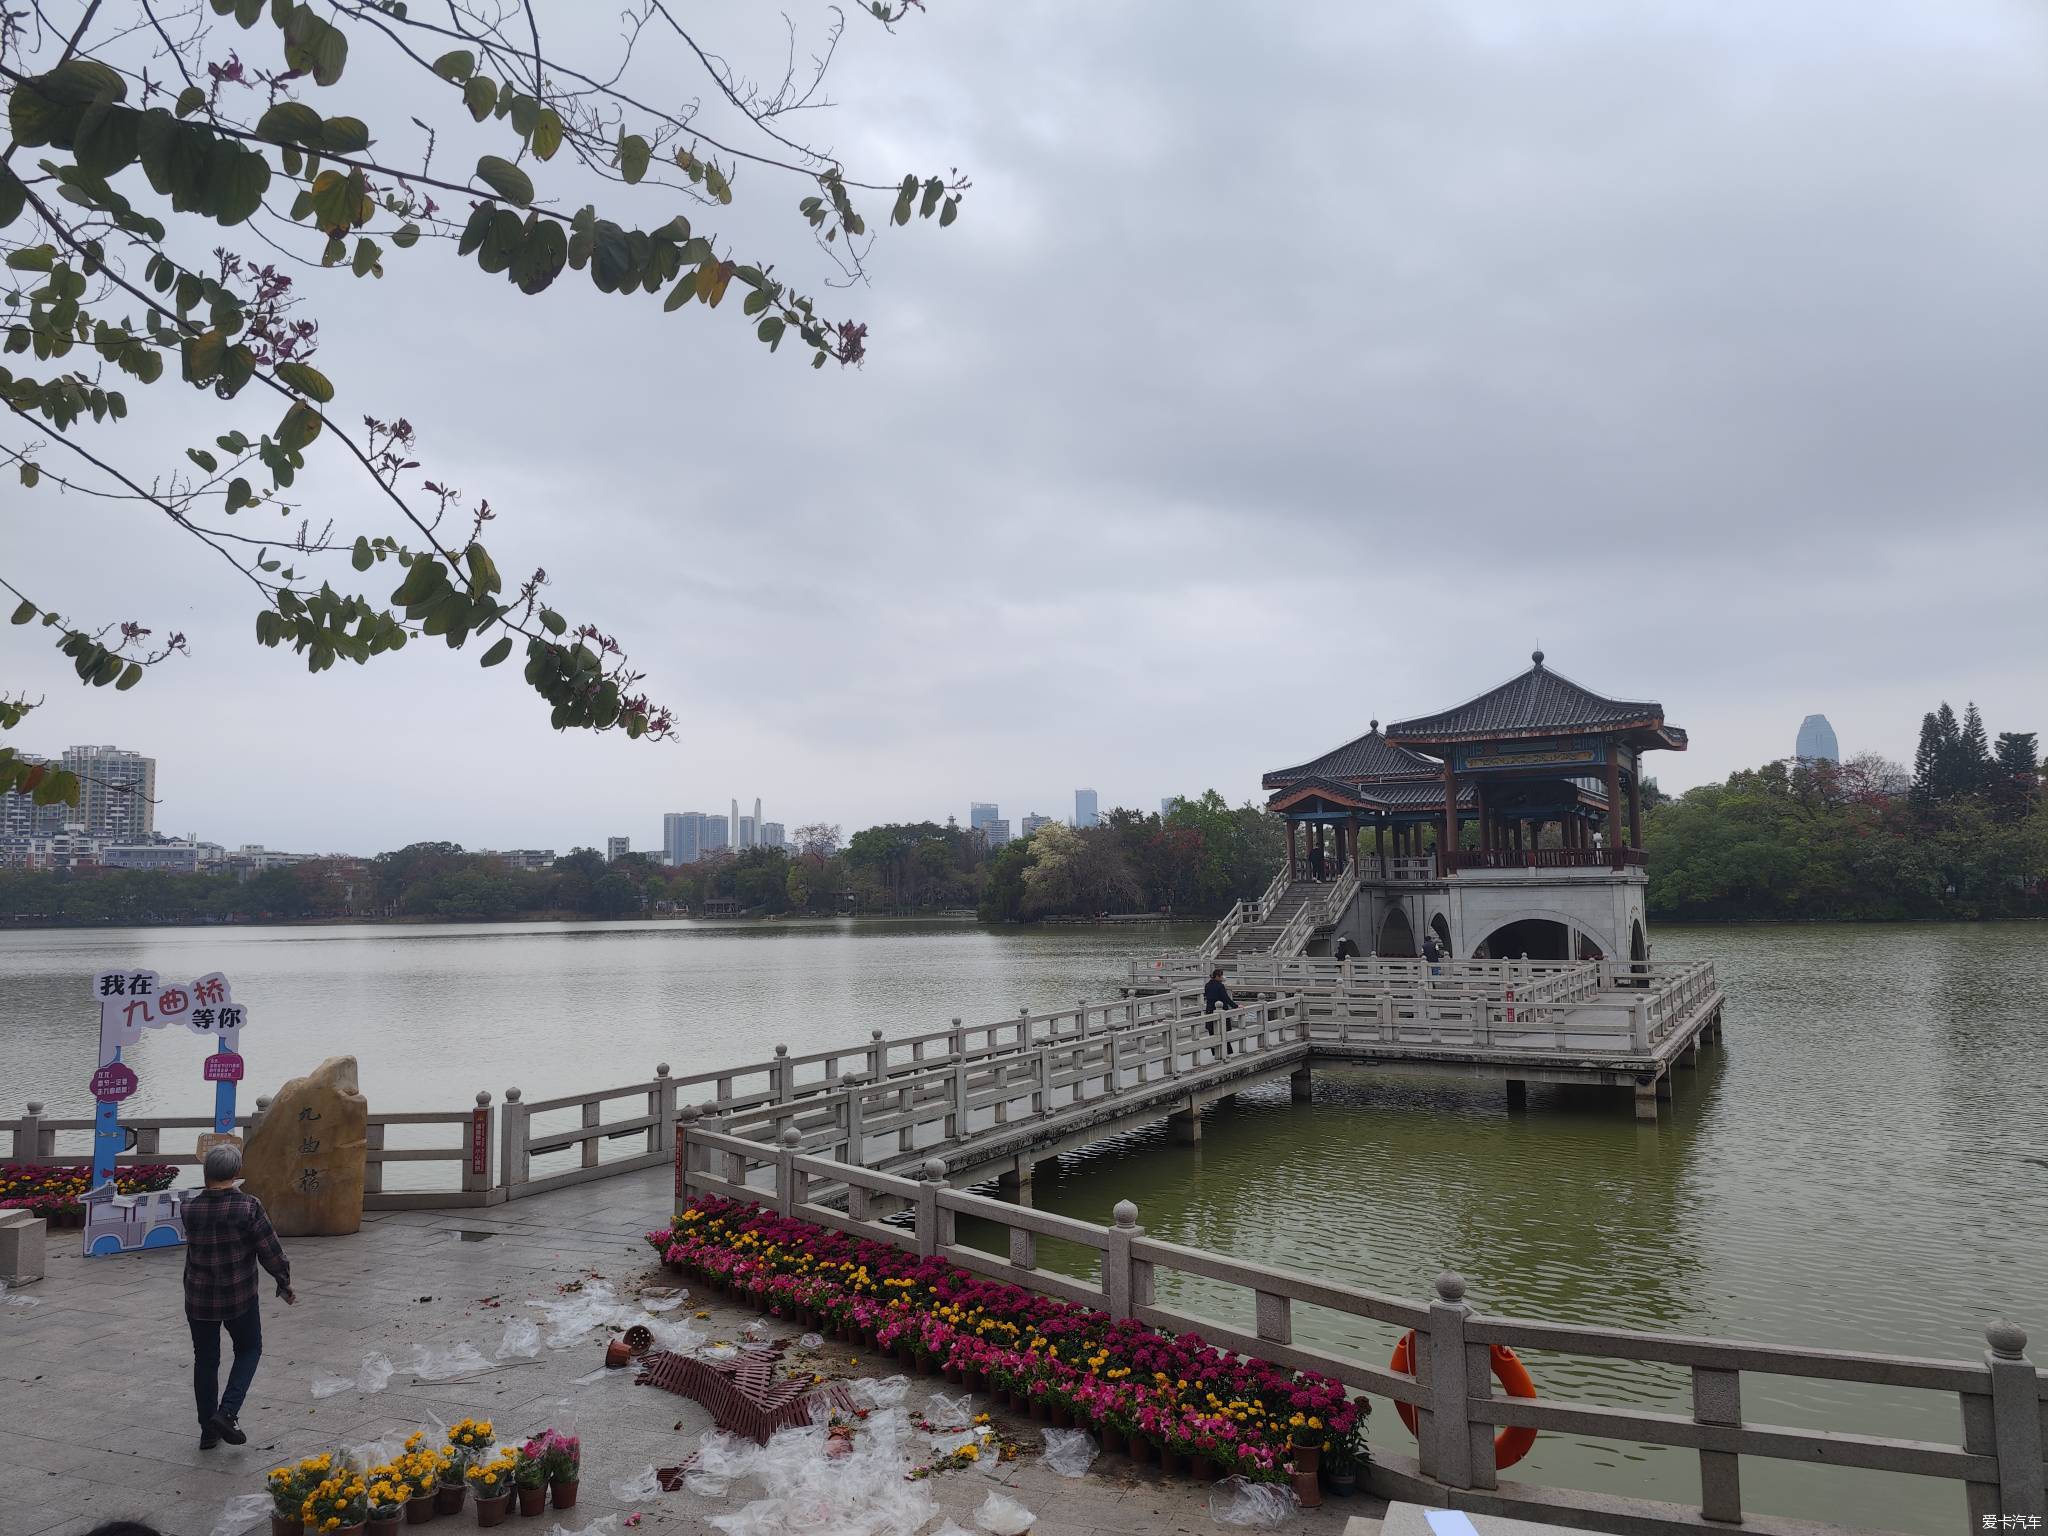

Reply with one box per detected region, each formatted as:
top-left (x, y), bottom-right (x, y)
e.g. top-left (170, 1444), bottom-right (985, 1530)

top-left (1216, 882), bottom-right (1322, 959)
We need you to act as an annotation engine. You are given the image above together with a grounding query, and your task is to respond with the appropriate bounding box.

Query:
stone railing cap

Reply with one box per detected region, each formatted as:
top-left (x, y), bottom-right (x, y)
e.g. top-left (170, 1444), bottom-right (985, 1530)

top-left (1436, 1271), bottom-right (1467, 1303)
top-left (1986, 1320), bottom-right (2028, 1358)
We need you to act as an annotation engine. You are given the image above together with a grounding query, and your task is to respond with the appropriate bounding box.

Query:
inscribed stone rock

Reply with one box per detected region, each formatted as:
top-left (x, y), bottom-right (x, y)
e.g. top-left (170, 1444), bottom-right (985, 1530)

top-left (242, 1055), bottom-right (367, 1236)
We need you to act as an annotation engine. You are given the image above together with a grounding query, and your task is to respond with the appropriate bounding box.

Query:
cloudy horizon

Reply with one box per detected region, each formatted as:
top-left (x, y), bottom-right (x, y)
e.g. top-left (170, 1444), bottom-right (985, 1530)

top-left (7, 0), bottom-right (2044, 856)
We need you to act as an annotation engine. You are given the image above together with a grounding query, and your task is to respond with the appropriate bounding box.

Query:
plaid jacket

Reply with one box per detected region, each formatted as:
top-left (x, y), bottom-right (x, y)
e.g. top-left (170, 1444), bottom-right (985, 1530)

top-left (182, 1188), bottom-right (291, 1321)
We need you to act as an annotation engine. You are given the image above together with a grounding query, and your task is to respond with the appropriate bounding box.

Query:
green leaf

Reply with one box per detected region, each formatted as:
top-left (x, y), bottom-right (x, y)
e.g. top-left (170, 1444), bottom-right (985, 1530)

top-left (351, 535), bottom-right (373, 571)
top-left (462, 76), bottom-right (498, 122)
top-left (318, 116), bottom-right (370, 154)
top-left (255, 100), bottom-right (322, 145)
top-left (282, 4), bottom-right (349, 88)
top-left (0, 166), bottom-right (23, 229)
top-left (207, 144), bottom-right (270, 225)
top-left (538, 608), bottom-right (566, 636)
top-left (480, 635), bottom-right (514, 668)
top-left (226, 476), bottom-right (253, 510)
top-left (275, 400), bottom-right (323, 453)
top-left (474, 155), bottom-right (533, 206)
top-left (391, 221), bottom-right (420, 249)
top-left (457, 201), bottom-right (495, 257)
top-left (432, 48), bottom-right (476, 81)
top-left (939, 195), bottom-right (958, 227)
top-left (180, 327), bottom-right (226, 383)
top-left (509, 216), bottom-right (567, 294)
top-left (115, 662), bottom-right (143, 691)
top-left (757, 316), bottom-right (786, 351)
top-left (274, 360), bottom-right (333, 401)
top-left (176, 86), bottom-right (208, 119)
top-left (350, 236), bottom-right (382, 277)
top-left (531, 108), bottom-right (563, 162)
top-left (9, 599), bottom-right (35, 623)
top-left (307, 167), bottom-right (369, 233)
top-left (618, 134), bottom-right (650, 185)
top-left (186, 447), bottom-right (219, 473)
top-left (891, 173), bottom-right (915, 226)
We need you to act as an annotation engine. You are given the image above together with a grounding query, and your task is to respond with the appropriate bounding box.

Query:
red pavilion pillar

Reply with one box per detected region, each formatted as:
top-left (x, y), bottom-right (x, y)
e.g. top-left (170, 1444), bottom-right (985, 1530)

top-left (1441, 760), bottom-right (1458, 876)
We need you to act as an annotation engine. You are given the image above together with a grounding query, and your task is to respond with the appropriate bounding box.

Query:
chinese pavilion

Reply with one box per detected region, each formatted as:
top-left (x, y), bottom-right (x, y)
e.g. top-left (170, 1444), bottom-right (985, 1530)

top-left (1261, 652), bottom-right (1685, 962)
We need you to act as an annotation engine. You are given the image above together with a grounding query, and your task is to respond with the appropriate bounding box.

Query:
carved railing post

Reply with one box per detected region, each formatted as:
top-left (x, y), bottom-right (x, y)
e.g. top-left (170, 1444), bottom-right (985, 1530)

top-left (867, 1028), bottom-right (887, 1080)
top-left (840, 1072), bottom-right (868, 1166)
top-left (1420, 1271), bottom-right (1477, 1489)
top-left (651, 1063), bottom-right (675, 1155)
top-left (1103, 1200), bottom-right (1149, 1320)
top-left (462, 1090), bottom-right (493, 1195)
top-left (1984, 1321), bottom-right (2044, 1518)
top-left (673, 1103), bottom-right (700, 1215)
top-left (775, 1125), bottom-right (804, 1217)
top-left (916, 1157), bottom-right (950, 1258)
top-left (771, 1044), bottom-right (792, 1103)
top-left (499, 1087), bottom-right (528, 1196)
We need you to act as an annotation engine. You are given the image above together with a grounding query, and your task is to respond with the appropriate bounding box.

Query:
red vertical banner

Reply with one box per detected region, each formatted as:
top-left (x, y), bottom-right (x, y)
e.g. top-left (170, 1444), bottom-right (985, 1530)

top-left (673, 1130), bottom-right (684, 1197)
top-left (470, 1107), bottom-right (489, 1177)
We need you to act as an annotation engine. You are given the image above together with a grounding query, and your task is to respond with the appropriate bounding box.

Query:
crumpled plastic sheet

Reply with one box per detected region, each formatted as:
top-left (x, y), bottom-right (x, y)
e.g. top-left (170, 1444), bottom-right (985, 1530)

top-left (1041, 1426), bottom-right (1097, 1478)
top-left (640, 1287), bottom-right (687, 1313)
top-left (532, 1279), bottom-right (629, 1349)
top-left (645, 1316), bottom-right (707, 1355)
top-left (701, 1342), bottom-right (740, 1362)
top-left (975, 1491), bottom-right (1036, 1536)
top-left (344, 1431), bottom-right (413, 1473)
top-left (798, 1332), bottom-right (823, 1351)
top-left (311, 1352), bottom-right (394, 1398)
top-left (406, 1340), bottom-right (491, 1382)
top-left (1208, 1476), bottom-right (1299, 1528)
top-left (742, 1317), bottom-right (771, 1341)
top-left (679, 1406), bottom-right (939, 1536)
top-left (609, 1466), bottom-right (668, 1502)
top-left (923, 1391), bottom-right (974, 1431)
top-left (496, 1317), bottom-right (543, 1360)
top-left (929, 1525), bottom-right (976, 1536)
top-left (537, 1520), bottom-right (617, 1536)
top-left (211, 1492), bottom-right (273, 1536)
top-left (0, 1279), bottom-right (38, 1308)
top-left (845, 1375), bottom-right (909, 1409)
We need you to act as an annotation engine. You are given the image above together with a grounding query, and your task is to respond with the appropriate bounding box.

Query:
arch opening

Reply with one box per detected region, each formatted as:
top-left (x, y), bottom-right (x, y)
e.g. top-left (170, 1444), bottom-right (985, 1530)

top-left (1477, 917), bottom-right (1573, 962)
top-left (1377, 906), bottom-right (1416, 957)
top-left (1429, 913), bottom-right (1453, 956)
top-left (1630, 919), bottom-right (1647, 963)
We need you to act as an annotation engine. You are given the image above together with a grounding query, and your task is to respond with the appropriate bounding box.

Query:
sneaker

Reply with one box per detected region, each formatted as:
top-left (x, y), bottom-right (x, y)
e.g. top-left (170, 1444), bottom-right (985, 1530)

top-left (209, 1415), bottom-right (247, 1446)
top-left (199, 1424), bottom-right (221, 1450)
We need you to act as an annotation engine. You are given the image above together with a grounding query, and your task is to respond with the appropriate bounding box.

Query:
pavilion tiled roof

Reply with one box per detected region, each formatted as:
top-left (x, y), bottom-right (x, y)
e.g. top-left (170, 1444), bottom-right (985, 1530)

top-left (1384, 652), bottom-right (1684, 747)
top-left (1262, 726), bottom-right (1440, 791)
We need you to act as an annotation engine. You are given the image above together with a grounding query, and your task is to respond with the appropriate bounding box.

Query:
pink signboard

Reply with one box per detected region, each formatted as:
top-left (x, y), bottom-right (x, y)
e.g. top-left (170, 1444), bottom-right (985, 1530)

top-left (203, 1052), bottom-right (245, 1083)
top-left (470, 1107), bottom-right (490, 1177)
top-left (90, 1062), bottom-right (138, 1102)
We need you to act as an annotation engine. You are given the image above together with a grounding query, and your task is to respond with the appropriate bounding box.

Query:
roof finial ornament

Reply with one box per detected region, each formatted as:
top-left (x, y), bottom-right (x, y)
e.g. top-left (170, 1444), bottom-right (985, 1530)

top-left (1369, 719), bottom-right (1379, 733)
top-left (1532, 648), bottom-right (1545, 667)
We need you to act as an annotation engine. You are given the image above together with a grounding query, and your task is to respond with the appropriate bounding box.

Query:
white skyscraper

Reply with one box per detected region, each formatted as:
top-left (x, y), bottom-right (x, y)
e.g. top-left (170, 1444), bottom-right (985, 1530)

top-left (1075, 788), bottom-right (1099, 828)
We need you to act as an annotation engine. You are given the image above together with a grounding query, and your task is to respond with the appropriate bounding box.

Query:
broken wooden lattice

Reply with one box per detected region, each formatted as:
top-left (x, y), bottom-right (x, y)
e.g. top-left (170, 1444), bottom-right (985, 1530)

top-left (637, 1344), bottom-right (857, 1445)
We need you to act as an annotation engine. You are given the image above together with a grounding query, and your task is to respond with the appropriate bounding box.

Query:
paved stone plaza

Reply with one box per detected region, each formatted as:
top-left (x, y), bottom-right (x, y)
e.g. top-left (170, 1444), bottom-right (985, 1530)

top-left (1, 1166), bottom-right (1383, 1536)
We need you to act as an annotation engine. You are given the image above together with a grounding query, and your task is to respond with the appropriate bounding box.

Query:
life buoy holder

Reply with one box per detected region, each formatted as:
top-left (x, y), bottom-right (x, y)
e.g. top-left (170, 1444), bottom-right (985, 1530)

top-left (1390, 1329), bottom-right (1539, 1470)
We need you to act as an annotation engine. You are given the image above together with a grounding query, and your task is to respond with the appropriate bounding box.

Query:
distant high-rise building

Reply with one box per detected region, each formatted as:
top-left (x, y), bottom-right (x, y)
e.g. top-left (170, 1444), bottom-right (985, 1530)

top-left (984, 819), bottom-right (1012, 848)
top-left (737, 815), bottom-right (757, 849)
top-left (1795, 714), bottom-right (1840, 764)
top-left (60, 745), bottom-right (155, 841)
top-left (1161, 797), bottom-right (1182, 817)
top-left (760, 821), bottom-right (786, 850)
top-left (1020, 813), bottom-right (1052, 836)
top-left (730, 798), bottom-right (739, 849)
top-left (753, 798), bottom-right (762, 836)
top-left (606, 836), bottom-right (630, 863)
top-left (663, 811), bottom-right (727, 864)
top-left (0, 753), bottom-right (70, 839)
top-left (1074, 788), bottom-right (1098, 828)
top-left (701, 814), bottom-right (729, 854)
top-left (970, 802), bottom-right (999, 837)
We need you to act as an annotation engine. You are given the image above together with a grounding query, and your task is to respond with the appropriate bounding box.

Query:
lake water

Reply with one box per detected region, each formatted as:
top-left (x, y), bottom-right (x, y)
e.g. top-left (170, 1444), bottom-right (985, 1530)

top-left (2, 917), bottom-right (2043, 1532)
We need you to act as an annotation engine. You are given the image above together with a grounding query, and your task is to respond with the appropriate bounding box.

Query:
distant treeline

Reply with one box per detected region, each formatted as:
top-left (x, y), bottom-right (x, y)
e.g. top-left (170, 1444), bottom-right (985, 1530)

top-left (0, 792), bottom-right (1283, 926)
top-left (1644, 702), bottom-right (2044, 921)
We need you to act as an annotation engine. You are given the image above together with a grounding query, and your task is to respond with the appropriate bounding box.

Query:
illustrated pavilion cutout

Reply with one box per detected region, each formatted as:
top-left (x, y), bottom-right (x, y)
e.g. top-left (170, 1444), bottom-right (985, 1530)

top-left (1261, 652), bottom-right (1685, 963)
top-left (83, 968), bottom-right (249, 1257)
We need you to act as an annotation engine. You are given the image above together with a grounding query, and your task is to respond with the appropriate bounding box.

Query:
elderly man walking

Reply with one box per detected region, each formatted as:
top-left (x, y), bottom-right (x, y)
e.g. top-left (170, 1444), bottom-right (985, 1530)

top-left (184, 1143), bottom-right (295, 1449)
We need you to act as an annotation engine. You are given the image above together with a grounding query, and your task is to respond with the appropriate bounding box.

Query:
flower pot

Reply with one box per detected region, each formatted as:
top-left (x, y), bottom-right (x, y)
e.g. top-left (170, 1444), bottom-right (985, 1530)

top-left (336, 1525), bottom-right (367, 1536)
top-left (1192, 1458), bottom-right (1220, 1484)
top-left (1160, 1446), bottom-right (1187, 1476)
top-left (1327, 1471), bottom-right (1358, 1498)
top-left (1128, 1436), bottom-right (1154, 1465)
top-left (405, 1494), bottom-right (436, 1525)
top-left (549, 1481), bottom-right (579, 1510)
top-left (1100, 1425), bottom-right (1127, 1456)
top-left (604, 1339), bottom-right (633, 1369)
top-left (1049, 1403), bottom-right (1072, 1429)
top-left (1289, 1444), bottom-right (1323, 1509)
top-left (370, 1515), bottom-right (403, 1534)
top-left (473, 1493), bottom-right (512, 1529)
top-left (272, 1518), bottom-right (305, 1536)
top-left (1028, 1398), bottom-right (1048, 1422)
top-left (516, 1487), bottom-right (547, 1517)
top-left (435, 1486), bottom-right (467, 1518)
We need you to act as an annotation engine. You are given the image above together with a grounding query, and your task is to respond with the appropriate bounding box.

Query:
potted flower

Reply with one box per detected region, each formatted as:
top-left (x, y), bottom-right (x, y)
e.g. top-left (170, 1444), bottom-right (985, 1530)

top-left (266, 1456), bottom-right (325, 1536)
top-left (513, 1440), bottom-right (550, 1517)
top-left (395, 1438), bottom-right (442, 1525)
top-left (303, 1472), bottom-right (370, 1535)
top-left (433, 1447), bottom-right (468, 1518)
top-left (1323, 1432), bottom-right (1362, 1498)
top-left (540, 1429), bottom-right (580, 1508)
top-left (365, 1471), bottom-right (410, 1533)
top-left (466, 1449), bottom-right (518, 1526)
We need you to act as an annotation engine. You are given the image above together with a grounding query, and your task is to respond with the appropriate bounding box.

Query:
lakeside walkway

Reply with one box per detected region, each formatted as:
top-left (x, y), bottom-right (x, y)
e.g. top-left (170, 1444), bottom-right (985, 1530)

top-left (0, 1164), bottom-right (1375, 1536)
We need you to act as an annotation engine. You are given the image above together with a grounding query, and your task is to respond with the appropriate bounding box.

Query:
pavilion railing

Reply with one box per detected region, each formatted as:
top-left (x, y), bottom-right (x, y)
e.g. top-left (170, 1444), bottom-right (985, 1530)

top-left (1443, 847), bottom-right (1649, 873)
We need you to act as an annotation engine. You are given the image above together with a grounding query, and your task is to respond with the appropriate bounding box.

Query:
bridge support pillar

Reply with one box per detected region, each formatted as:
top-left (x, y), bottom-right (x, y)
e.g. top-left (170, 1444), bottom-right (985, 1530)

top-left (1679, 1036), bottom-right (1700, 1068)
top-left (1290, 1065), bottom-right (1313, 1104)
top-left (1634, 1078), bottom-right (1659, 1122)
top-left (1655, 1071), bottom-right (1673, 1104)
top-left (1168, 1101), bottom-right (1202, 1144)
top-left (998, 1166), bottom-right (1033, 1206)
top-left (1505, 1079), bottom-right (1526, 1112)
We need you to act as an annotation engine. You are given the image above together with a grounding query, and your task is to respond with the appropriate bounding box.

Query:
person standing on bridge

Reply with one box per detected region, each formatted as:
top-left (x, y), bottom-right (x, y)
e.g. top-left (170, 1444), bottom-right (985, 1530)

top-left (1308, 835), bottom-right (1326, 881)
top-left (183, 1142), bottom-right (295, 1449)
top-left (1204, 966), bottom-right (1240, 1055)
top-left (1422, 930), bottom-right (1443, 977)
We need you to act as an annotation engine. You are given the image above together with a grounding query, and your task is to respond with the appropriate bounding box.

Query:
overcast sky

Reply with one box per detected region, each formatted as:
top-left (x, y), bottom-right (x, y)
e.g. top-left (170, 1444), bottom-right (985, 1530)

top-left (9, 1), bottom-right (2046, 854)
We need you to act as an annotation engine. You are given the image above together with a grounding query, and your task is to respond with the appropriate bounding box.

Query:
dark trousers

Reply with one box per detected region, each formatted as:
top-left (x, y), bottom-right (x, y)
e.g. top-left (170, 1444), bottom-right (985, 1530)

top-left (189, 1303), bottom-right (262, 1427)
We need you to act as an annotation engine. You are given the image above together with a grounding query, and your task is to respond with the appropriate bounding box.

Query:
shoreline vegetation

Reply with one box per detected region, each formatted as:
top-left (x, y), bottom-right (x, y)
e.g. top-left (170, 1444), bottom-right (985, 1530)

top-left (3, 716), bottom-right (2040, 931)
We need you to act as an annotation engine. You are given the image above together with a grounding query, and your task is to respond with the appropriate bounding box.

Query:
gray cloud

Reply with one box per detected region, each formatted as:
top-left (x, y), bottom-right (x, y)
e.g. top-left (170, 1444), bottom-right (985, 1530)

top-left (9, 1), bottom-right (2045, 852)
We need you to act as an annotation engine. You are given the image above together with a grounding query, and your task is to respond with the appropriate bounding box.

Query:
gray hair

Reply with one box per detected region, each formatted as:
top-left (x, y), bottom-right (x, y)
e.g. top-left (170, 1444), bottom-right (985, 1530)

top-left (203, 1143), bottom-right (245, 1183)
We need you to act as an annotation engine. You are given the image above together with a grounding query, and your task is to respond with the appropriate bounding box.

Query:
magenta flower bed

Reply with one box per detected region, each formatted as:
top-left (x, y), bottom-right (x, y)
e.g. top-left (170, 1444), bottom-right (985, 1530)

top-left (648, 1195), bottom-right (1368, 1479)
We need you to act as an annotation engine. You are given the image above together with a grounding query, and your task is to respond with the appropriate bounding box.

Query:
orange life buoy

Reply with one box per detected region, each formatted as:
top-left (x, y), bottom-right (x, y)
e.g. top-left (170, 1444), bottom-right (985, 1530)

top-left (1390, 1329), bottom-right (1539, 1470)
